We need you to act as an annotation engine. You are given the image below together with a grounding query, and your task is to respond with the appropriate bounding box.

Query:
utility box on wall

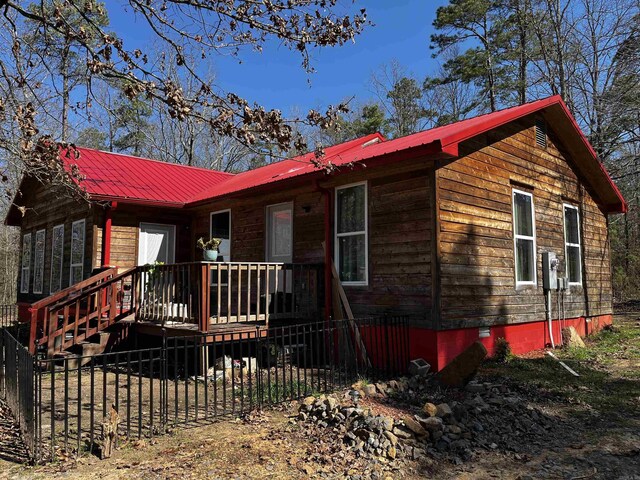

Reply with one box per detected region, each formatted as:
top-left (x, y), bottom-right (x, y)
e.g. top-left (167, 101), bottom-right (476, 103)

top-left (542, 251), bottom-right (558, 290)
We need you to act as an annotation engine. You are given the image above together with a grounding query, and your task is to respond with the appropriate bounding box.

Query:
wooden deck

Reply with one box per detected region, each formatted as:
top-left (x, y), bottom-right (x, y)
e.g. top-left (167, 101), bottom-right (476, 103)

top-left (28, 261), bottom-right (322, 357)
top-left (124, 317), bottom-right (269, 341)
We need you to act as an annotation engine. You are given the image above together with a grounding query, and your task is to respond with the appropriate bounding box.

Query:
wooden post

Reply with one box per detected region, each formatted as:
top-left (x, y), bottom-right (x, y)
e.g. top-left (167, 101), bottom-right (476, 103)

top-left (47, 307), bottom-right (57, 356)
top-left (199, 264), bottom-right (210, 333)
top-left (28, 307), bottom-right (38, 354)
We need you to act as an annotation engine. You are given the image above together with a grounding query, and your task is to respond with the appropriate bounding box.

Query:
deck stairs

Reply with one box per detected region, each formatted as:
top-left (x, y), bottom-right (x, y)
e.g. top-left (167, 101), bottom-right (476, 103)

top-left (27, 266), bottom-right (140, 360)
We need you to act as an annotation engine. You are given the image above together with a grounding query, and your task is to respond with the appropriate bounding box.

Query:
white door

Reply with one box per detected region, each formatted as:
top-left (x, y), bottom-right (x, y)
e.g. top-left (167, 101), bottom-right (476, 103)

top-left (266, 203), bottom-right (293, 293)
top-left (138, 223), bottom-right (176, 265)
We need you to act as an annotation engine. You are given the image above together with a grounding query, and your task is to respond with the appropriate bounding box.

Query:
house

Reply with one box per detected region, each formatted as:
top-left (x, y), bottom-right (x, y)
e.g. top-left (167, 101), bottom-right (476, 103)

top-left (6, 95), bottom-right (626, 370)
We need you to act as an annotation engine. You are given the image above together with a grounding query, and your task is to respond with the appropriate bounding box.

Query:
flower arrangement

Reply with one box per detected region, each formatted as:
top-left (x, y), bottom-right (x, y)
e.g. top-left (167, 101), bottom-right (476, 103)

top-left (196, 237), bottom-right (222, 251)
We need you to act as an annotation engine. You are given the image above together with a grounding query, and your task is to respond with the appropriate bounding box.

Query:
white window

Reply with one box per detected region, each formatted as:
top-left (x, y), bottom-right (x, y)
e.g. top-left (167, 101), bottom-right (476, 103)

top-left (563, 204), bottom-right (582, 285)
top-left (33, 229), bottom-right (46, 294)
top-left (20, 233), bottom-right (32, 294)
top-left (70, 219), bottom-right (85, 285)
top-left (50, 224), bottom-right (64, 293)
top-left (266, 203), bottom-right (293, 263)
top-left (512, 189), bottom-right (537, 286)
top-left (210, 210), bottom-right (231, 262)
top-left (335, 182), bottom-right (368, 286)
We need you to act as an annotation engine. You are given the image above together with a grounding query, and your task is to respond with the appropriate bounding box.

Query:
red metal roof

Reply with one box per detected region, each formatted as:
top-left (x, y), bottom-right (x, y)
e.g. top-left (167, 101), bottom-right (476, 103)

top-left (63, 148), bottom-right (233, 206)
top-left (186, 133), bottom-right (386, 203)
top-left (9, 94), bottom-right (623, 218)
top-left (185, 95), bottom-right (626, 213)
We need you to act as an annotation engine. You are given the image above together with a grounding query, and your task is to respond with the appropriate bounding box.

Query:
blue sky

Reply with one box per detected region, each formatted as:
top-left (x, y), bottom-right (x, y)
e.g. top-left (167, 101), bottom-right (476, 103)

top-left (108, 0), bottom-right (450, 114)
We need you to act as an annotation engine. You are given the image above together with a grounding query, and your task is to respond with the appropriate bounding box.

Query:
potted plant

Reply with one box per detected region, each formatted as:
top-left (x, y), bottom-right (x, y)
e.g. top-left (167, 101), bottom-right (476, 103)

top-left (197, 237), bottom-right (222, 261)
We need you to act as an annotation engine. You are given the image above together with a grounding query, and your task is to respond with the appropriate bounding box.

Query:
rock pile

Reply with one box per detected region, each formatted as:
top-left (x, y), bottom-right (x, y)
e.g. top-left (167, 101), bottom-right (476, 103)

top-left (295, 377), bottom-right (559, 464)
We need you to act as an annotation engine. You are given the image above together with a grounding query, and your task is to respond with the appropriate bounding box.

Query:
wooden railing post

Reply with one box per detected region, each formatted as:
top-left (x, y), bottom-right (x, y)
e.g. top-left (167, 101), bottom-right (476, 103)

top-left (46, 308), bottom-right (57, 356)
top-left (109, 282), bottom-right (117, 322)
top-left (28, 307), bottom-right (38, 354)
top-left (199, 264), bottom-right (210, 333)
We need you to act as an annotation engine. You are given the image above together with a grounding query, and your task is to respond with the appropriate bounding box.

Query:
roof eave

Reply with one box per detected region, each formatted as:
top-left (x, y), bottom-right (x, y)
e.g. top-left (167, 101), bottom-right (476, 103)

top-left (89, 194), bottom-right (186, 208)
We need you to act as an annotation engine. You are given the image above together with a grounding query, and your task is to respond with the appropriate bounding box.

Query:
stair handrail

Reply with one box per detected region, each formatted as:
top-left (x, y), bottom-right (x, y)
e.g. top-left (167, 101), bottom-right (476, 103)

top-left (29, 267), bottom-right (118, 310)
top-left (47, 267), bottom-right (138, 311)
top-left (40, 266), bottom-right (141, 355)
top-left (28, 267), bottom-right (118, 353)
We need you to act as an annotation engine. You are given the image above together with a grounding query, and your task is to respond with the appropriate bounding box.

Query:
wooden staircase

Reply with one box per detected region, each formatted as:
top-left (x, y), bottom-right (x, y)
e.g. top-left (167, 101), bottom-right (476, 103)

top-left (27, 267), bottom-right (140, 358)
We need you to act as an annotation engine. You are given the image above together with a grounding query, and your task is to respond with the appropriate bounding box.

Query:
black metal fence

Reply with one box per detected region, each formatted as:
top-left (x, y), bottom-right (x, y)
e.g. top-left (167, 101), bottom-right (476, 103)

top-left (0, 327), bottom-right (36, 457)
top-left (0, 304), bottom-right (18, 329)
top-left (0, 315), bottom-right (410, 463)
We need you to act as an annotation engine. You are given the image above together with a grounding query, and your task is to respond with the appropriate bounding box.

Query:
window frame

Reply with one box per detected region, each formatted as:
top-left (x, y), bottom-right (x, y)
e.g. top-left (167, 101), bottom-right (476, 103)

top-left (512, 189), bottom-right (537, 287)
top-left (69, 219), bottom-right (86, 286)
top-left (334, 181), bottom-right (368, 286)
top-left (33, 229), bottom-right (46, 294)
top-left (20, 232), bottom-right (32, 294)
top-left (210, 209), bottom-right (232, 262)
top-left (265, 202), bottom-right (293, 263)
top-left (563, 203), bottom-right (582, 286)
top-left (50, 224), bottom-right (64, 293)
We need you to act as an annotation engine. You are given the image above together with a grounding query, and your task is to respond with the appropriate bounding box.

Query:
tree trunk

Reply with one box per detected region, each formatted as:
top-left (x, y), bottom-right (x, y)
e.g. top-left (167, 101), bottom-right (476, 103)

top-left (61, 43), bottom-right (71, 142)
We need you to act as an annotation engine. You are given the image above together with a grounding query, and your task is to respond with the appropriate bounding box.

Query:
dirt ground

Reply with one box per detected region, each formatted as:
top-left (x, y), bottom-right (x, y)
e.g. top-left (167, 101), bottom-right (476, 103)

top-left (1, 313), bottom-right (639, 479)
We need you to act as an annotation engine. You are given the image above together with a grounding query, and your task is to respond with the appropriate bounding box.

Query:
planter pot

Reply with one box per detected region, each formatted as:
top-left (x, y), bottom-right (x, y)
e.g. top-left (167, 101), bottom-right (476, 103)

top-left (203, 250), bottom-right (218, 261)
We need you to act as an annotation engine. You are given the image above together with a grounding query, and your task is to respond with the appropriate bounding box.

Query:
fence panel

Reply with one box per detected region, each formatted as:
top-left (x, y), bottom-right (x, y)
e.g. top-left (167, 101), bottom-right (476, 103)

top-left (0, 328), bottom-right (36, 460)
top-left (0, 304), bottom-right (18, 329)
top-left (2, 315), bottom-right (410, 463)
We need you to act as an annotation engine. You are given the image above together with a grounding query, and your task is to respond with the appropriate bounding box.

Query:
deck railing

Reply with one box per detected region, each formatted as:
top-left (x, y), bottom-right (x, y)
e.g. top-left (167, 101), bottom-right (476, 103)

top-left (136, 262), bottom-right (324, 331)
top-left (26, 262), bottom-right (324, 356)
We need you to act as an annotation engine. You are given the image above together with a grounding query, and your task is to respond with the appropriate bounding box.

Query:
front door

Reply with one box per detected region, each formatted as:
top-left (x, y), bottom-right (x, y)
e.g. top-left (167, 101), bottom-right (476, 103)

top-left (138, 223), bottom-right (176, 265)
top-left (266, 203), bottom-right (293, 294)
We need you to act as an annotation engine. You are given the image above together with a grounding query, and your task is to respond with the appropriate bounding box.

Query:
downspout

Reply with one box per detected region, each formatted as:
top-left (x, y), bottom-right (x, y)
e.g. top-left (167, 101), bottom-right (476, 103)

top-left (101, 201), bottom-right (117, 267)
top-left (315, 181), bottom-right (333, 321)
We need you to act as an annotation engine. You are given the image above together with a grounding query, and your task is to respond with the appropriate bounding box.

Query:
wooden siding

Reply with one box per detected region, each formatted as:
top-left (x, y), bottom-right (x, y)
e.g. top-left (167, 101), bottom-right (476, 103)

top-left (436, 115), bottom-right (612, 329)
top-left (339, 170), bottom-right (432, 318)
top-left (188, 162), bottom-right (434, 320)
top-left (16, 179), bottom-right (94, 302)
top-left (93, 205), bottom-right (192, 270)
top-left (189, 186), bottom-right (324, 265)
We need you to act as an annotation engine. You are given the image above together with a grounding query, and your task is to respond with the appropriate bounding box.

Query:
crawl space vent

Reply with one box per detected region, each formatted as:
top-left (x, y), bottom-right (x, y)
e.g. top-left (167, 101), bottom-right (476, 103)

top-left (535, 119), bottom-right (547, 148)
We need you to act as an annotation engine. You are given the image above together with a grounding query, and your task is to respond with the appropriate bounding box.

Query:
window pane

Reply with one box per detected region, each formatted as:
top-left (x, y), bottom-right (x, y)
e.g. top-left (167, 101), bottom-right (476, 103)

top-left (34, 230), bottom-right (45, 293)
top-left (21, 272), bottom-right (29, 294)
top-left (51, 226), bottom-right (64, 293)
top-left (211, 212), bottom-right (230, 239)
top-left (337, 185), bottom-right (365, 234)
top-left (567, 246), bottom-right (581, 283)
top-left (21, 234), bottom-right (31, 294)
top-left (71, 221), bottom-right (85, 265)
top-left (564, 207), bottom-right (579, 244)
top-left (338, 234), bottom-right (366, 283)
top-left (271, 209), bottom-right (292, 257)
top-left (516, 238), bottom-right (534, 283)
top-left (211, 212), bottom-right (231, 261)
top-left (22, 234), bottom-right (31, 268)
top-left (71, 266), bottom-right (83, 285)
top-left (514, 192), bottom-right (533, 237)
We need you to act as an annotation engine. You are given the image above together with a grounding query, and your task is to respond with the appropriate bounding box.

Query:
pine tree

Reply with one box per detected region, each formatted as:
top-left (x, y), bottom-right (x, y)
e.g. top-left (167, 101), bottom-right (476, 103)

top-left (25, 0), bottom-right (110, 141)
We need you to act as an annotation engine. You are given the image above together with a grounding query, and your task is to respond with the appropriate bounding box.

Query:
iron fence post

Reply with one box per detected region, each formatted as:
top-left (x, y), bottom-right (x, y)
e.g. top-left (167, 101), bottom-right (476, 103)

top-left (161, 327), bottom-right (167, 432)
top-left (255, 325), bottom-right (262, 408)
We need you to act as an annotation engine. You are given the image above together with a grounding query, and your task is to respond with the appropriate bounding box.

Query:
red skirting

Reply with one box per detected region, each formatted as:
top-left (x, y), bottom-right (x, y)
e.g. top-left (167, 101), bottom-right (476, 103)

top-left (406, 314), bottom-right (613, 371)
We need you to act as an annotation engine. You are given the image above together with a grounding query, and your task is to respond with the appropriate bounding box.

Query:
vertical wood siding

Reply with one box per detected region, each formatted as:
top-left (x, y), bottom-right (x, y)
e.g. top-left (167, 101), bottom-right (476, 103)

top-left (93, 205), bottom-right (192, 270)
